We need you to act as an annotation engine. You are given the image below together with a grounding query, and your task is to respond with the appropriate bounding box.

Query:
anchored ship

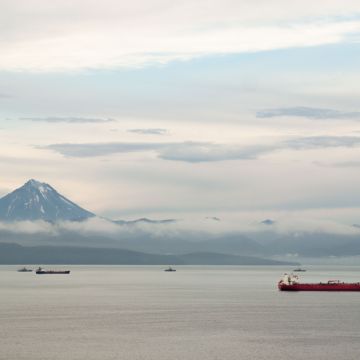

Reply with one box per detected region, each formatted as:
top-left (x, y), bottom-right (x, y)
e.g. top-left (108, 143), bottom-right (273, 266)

top-left (278, 273), bottom-right (360, 291)
top-left (36, 267), bottom-right (70, 275)
top-left (164, 266), bottom-right (176, 272)
top-left (17, 267), bottom-right (33, 272)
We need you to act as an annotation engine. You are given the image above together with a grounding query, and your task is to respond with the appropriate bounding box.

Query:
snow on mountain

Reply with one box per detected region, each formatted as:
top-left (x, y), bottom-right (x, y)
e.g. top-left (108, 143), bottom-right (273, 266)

top-left (0, 179), bottom-right (94, 222)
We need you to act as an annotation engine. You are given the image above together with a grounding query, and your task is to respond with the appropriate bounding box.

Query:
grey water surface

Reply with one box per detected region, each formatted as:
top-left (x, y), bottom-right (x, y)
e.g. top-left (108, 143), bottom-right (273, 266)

top-left (1, 265), bottom-right (360, 360)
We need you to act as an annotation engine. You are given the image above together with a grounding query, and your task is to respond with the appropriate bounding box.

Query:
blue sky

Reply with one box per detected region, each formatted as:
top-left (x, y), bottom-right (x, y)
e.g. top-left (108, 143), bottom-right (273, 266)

top-left (1, 0), bottom-right (360, 234)
top-left (2, 42), bottom-right (360, 120)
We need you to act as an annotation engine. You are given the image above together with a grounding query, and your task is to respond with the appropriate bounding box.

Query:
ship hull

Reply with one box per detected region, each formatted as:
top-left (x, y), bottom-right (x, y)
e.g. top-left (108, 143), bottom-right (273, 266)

top-left (278, 282), bottom-right (360, 291)
top-left (36, 271), bottom-right (70, 274)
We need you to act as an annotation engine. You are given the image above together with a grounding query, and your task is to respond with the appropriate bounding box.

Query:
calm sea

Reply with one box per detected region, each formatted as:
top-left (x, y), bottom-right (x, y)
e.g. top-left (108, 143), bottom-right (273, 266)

top-left (1, 265), bottom-right (360, 360)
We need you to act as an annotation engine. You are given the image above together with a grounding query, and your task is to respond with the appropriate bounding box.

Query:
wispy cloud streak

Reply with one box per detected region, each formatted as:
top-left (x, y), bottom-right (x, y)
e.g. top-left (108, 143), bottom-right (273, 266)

top-left (41, 136), bottom-right (360, 162)
top-left (21, 117), bottom-right (116, 124)
top-left (286, 136), bottom-right (360, 149)
top-left (257, 107), bottom-right (360, 120)
top-left (41, 141), bottom-right (275, 162)
top-left (127, 128), bottom-right (168, 135)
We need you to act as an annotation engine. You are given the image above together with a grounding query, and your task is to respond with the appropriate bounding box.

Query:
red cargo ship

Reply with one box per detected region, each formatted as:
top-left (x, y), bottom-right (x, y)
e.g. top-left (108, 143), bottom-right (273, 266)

top-left (278, 274), bottom-right (360, 291)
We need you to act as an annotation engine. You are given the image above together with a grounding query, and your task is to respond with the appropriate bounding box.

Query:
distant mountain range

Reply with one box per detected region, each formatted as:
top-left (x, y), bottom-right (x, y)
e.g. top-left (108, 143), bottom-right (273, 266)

top-left (1, 179), bottom-right (360, 263)
top-left (0, 243), bottom-right (299, 266)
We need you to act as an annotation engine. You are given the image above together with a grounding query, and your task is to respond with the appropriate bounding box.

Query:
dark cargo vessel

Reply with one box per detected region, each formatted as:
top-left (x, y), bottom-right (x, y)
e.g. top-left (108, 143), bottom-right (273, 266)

top-left (36, 267), bottom-right (70, 274)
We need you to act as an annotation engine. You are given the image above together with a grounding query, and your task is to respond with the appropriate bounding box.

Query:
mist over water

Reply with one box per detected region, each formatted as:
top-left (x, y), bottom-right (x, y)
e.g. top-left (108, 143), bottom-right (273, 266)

top-left (1, 266), bottom-right (360, 360)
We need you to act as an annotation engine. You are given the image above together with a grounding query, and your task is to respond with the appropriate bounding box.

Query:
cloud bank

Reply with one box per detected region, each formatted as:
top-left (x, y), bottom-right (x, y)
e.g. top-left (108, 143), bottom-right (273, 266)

top-left (40, 136), bottom-right (360, 162)
top-left (41, 141), bottom-right (275, 162)
top-left (1, 214), bottom-right (359, 239)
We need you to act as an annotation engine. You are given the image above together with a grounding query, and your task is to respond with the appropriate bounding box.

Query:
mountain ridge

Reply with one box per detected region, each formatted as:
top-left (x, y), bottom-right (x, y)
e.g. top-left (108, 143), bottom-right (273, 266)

top-left (0, 242), bottom-right (299, 265)
top-left (2, 180), bottom-right (360, 262)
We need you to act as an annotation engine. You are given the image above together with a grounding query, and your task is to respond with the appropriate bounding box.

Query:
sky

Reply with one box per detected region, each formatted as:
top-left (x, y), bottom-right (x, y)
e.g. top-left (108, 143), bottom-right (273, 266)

top-left (1, 0), bottom-right (360, 232)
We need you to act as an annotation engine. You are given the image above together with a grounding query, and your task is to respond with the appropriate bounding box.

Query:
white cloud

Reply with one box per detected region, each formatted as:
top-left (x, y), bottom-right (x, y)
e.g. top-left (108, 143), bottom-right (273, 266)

top-left (1, 0), bottom-right (360, 71)
top-left (0, 220), bottom-right (56, 234)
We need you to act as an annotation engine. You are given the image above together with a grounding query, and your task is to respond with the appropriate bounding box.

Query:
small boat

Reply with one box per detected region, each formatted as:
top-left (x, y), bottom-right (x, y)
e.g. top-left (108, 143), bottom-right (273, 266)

top-left (164, 266), bottom-right (176, 272)
top-left (278, 273), bottom-right (360, 291)
top-left (35, 267), bottom-right (70, 275)
top-left (17, 267), bottom-right (33, 272)
top-left (293, 268), bottom-right (306, 272)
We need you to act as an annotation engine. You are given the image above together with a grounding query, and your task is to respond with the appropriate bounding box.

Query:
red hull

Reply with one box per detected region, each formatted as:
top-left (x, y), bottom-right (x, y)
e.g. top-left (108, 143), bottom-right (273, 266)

top-left (278, 282), bottom-right (360, 291)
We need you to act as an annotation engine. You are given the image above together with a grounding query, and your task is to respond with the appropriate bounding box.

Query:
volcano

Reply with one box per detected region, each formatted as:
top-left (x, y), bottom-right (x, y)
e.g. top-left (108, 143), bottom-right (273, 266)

top-left (0, 179), bottom-right (94, 222)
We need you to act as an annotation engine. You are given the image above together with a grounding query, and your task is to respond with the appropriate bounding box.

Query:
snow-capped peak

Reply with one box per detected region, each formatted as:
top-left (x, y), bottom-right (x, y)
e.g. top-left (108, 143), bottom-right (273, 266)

top-left (26, 179), bottom-right (44, 187)
top-left (0, 179), bottom-right (94, 222)
top-left (25, 179), bottom-right (51, 190)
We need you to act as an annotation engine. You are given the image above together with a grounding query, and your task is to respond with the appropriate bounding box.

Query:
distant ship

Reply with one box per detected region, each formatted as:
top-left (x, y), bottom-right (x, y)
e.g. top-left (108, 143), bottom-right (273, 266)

top-left (17, 267), bottom-right (32, 272)
top-left (278, 274), bottom-right (360, 291)
top-left (293, 268), bottom-right (306, 272)
top-left (164, 266), bottom-right (176, 272)
top-left (36, 267), bottom-right (70, 274)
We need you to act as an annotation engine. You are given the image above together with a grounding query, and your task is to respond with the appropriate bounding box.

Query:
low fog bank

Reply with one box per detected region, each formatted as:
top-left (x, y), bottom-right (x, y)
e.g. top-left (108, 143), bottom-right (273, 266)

top-left (0, 216), bottom-right (360, 262)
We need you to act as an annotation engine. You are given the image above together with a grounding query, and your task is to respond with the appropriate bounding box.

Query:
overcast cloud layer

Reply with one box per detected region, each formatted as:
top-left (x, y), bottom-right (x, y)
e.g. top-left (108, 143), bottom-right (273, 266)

top-left (1, 0), bottom-right (360, 234)
top-left (1, 1), bottom-right (360, 71)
